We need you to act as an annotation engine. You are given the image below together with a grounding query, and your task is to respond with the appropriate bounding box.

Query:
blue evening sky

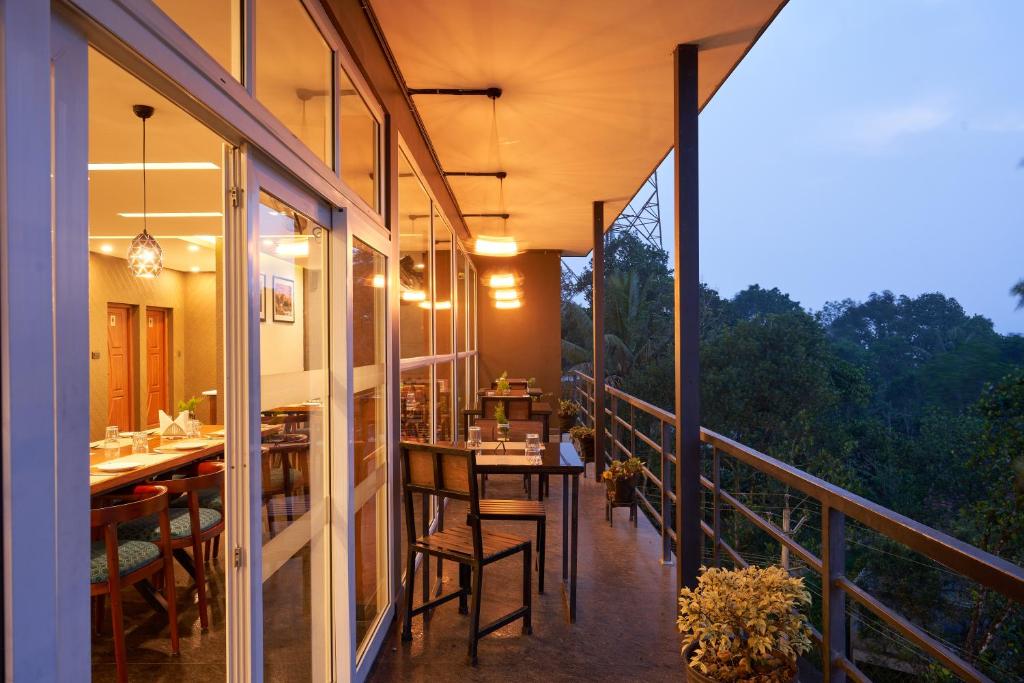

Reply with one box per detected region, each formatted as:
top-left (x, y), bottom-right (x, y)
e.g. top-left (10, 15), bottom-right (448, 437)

top-left (569, 0), bottom-right (1024, 334)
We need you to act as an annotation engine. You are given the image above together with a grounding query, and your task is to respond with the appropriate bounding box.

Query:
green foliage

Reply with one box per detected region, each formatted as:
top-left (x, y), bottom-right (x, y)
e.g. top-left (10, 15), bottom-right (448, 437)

top-left (602, 455), bottom-right (643, 482)
top-left (495, 371), bottom-right (510, 394)
top-left (569, 425), bottom-right (594, 442)
top-left (177, 394), bottom-right (204, 415)
top-left (493, 403), bottom-right (507, 424)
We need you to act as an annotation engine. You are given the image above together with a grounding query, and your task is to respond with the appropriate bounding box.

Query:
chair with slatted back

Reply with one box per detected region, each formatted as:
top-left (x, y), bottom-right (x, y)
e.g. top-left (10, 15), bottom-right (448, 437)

top-left (400, 441), bottom-right (532, 664)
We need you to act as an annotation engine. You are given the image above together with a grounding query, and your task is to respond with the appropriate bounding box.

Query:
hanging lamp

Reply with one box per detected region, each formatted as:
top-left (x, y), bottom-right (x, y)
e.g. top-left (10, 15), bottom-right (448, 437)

top-left (472, 100), bottom-right (519, 257)
top-left (126, 104), bottom-right (163, 278)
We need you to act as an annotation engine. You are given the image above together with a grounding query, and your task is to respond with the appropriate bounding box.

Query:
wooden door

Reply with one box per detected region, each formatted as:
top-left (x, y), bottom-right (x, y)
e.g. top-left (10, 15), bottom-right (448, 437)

top-left (107, 303), bottom-right (134, 431)
top-left (145, 308), bottom-right (170, 426)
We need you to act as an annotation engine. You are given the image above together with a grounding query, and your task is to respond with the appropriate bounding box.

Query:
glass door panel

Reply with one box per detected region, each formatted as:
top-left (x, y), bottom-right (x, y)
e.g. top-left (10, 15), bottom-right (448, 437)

top-left (257, 191), bottom-right (331, 681)
top-left (351, 238), bottom-right (389, 653)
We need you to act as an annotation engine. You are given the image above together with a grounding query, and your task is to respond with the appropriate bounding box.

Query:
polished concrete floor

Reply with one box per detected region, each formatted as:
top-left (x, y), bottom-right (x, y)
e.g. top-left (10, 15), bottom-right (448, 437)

top-left (368, 472), bottom-right (684, 682)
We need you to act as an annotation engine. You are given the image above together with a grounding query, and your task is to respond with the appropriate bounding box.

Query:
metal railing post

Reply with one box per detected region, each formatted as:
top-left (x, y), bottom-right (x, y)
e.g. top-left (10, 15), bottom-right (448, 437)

top-left (822, 506), bottom-right (847, 683)
top-left (660, 419), bottom-right (673, 565)
top-left (610, 394), bottom-right (619, 465)
top-left (712, 447), bottom-right (721, 568)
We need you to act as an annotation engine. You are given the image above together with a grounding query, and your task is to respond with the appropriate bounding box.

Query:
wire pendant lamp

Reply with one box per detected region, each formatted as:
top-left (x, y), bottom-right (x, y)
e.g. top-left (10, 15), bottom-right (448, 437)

top-left (127, 104), bottom-right (163, 278)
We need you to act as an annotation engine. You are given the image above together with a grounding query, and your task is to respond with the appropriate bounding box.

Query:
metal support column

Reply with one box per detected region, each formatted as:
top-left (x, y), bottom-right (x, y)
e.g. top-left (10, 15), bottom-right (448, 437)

top-left (673, 43), bottom-right (701, 591)
top-left (592, 201), bottom-right (606, 481)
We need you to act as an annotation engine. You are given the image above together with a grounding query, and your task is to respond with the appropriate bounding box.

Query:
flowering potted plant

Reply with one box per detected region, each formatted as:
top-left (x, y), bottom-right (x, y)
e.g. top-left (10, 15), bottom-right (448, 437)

top-left (677, 565), bottom-right (813, 683)
top-left (493, 403), bottom-right (510, 441)
top-left (601, 455), bottom-right (643, 503)
top-left (568, 425), bottom-right (594, 462)
top-left (558, 399), bottom-right (581, 424)
top-left (495, 371), bottom-right (511, 395)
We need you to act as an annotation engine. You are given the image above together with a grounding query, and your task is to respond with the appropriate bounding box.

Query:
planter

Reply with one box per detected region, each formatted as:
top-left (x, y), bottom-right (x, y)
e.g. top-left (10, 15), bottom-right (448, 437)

top-left (605, 474), bottom-right (637, 504)
top-left (681, 641), bottom-right (798, 683)
top-left (574, 437), bottom-right (594, 463)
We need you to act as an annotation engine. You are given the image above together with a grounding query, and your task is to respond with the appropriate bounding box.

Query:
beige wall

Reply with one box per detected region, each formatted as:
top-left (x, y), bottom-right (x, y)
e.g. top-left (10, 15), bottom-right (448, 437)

top-left (476, 251), bottom-right (563, 432)
top-left (89, 253), bottom-right (219, 439)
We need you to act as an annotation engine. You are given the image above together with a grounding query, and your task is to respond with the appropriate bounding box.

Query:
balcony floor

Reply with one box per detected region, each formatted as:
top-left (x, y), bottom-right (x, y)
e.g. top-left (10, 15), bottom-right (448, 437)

top-left (368, 469), bottom-right (682, 681)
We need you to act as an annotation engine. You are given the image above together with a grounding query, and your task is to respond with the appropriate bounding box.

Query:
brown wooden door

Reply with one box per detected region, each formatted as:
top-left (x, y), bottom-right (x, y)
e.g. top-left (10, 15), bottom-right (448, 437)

top-left (145, 308), bottom-right (170, 426)
top-left (107, 303), bottom-right (134, 432)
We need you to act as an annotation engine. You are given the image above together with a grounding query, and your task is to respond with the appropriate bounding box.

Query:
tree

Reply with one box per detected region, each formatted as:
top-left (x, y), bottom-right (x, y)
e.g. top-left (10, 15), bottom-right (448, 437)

top-left (1012, 279), bottom-right (1024, 310)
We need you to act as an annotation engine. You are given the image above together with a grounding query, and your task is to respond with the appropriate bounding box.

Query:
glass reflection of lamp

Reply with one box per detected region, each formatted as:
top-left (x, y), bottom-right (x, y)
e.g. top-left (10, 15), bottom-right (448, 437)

top-left (126, 104), bottom-right (163, 278)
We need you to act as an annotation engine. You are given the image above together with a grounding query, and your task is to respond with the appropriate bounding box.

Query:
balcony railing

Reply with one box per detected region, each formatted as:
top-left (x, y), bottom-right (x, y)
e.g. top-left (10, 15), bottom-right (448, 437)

top-left (572, 370), bottom-right (1024, 683)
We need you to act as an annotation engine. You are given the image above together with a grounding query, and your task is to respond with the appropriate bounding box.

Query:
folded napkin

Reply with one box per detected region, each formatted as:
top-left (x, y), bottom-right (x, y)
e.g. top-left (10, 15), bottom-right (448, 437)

top-left (159, 410), bottom-right (190, 437)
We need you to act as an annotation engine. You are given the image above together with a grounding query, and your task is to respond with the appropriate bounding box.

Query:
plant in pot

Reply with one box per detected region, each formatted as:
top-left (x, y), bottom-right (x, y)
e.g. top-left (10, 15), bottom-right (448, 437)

top-left (496, 371), bottom-right (511, 395)
top-left (568, 425), bottom-right (594, 462)
top-left (493, 403), bottom-right (510, 441)
top-left (601, 455), bottom-right (643, 503)
top-left (558, 399), bottom-right (581, 429)
top-left (677, 565), bottom-right (813, 683)
top-left (177, 394), bottom-right (205, 420)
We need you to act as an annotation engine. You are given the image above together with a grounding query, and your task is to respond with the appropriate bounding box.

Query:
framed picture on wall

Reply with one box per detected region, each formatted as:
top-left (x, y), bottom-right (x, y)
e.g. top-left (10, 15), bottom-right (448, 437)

top-left (272, 275), bottom-right (295, 323)
top-left (259, 273), bottom-right (266, 321)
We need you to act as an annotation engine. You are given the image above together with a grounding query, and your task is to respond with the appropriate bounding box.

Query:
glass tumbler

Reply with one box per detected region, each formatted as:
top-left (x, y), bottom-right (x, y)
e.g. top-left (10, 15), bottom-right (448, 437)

top-left (104, 426), bottom-right (120, 456)
top-left (188, 419), bottom-right (202, 439)
top-left (132, 432), bottom-right (149, 454)
top-left (525, 433), bottom-right (541, 455)
top-left (467, 425), bottom-right (482, 448)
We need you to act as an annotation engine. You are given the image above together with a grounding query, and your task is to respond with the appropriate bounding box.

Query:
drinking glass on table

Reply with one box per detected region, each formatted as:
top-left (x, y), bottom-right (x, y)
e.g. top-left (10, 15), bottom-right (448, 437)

top-left (467, 425), bottom-right (482, 448)
top-left (525, 433), bottom-right (541, 455)
top-left (103, 426), bottom-right (120, 456)
top-left (187, 419), bottom-right (202, 439)
top-left (131, 432), bottom-right (149, 454)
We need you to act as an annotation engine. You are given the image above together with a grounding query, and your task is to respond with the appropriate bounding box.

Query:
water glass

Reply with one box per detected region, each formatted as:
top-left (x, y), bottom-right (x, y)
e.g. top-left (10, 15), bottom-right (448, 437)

top-left (132, 432), bottom-right (149, 454)
top-left (187, 419), bottom-right (202, 439)
top-left (467, 425), bottom-right (482, 448)
top-left (525, 433), bottom-right (541, 455)
top-left (103, 426), bottom-right (120, 456)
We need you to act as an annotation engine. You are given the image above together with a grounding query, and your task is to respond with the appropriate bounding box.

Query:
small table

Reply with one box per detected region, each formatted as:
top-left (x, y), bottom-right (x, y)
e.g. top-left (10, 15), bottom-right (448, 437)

top-left (469, 440), bottom-right (585, 623)
top-left (477, 388), bottom-right (542, 399)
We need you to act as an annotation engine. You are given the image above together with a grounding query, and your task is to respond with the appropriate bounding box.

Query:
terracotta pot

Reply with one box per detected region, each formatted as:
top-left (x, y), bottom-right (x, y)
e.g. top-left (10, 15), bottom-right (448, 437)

top-left (605, 475), bottom-right (636, 504)
top-left (681, 641), bottom-right (798, 683)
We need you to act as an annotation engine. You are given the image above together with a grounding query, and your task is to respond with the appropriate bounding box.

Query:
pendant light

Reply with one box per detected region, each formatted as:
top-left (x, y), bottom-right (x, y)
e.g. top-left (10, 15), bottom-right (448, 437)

top-left (473, 99), bottom-right (519, 257)
top-left (126, 104), bottom-right (163, 279)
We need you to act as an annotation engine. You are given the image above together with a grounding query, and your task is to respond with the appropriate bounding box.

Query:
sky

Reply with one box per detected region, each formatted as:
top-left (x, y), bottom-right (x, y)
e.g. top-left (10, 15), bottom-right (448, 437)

top-left (568, 0), bottom-right (1024, 334)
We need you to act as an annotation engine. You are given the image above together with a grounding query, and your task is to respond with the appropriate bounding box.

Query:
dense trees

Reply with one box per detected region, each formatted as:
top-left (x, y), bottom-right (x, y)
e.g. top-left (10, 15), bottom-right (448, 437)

top-left (561, 230), bottom-right (1024, 680)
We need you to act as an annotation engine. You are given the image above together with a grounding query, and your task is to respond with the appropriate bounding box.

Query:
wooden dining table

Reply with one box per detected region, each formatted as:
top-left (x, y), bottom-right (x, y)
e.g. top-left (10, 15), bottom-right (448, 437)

top-left (465, 440), bottom-right (585, 623)
top-left (89, 423), bottom-right (280, 495)
top-left (476, 388), bottom-right (542, 399)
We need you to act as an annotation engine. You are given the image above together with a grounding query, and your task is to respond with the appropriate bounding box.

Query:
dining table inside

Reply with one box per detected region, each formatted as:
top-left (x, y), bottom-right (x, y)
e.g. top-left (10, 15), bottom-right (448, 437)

top-left (455, 439), bottom-right (585, 623)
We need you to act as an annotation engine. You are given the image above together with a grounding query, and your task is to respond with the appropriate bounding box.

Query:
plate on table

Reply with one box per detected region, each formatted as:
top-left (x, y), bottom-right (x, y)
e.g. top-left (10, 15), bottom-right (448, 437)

top-left (155, 439), bottom-right (211, 452)
top-left (95, 461), bottom-right (143, 473)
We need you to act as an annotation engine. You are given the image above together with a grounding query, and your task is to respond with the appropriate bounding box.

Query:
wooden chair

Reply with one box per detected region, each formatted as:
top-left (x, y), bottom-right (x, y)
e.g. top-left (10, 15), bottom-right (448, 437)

top-left (478, 498), bottom-right (546, 593)
top-left (91, 485), bottom-right (179, 683)
top-left (400, 442), bottom-right (532, 664)
top-left (122, 462), bottom-right (225, 631)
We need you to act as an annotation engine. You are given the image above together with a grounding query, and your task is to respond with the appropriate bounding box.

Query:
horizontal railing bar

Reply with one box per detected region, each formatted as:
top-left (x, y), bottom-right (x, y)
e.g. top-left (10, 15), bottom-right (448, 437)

top-left (835, 655), bottom-right (870, 683)
top-left (837, 577), bottom-right (991, 683)
top-left (637, 492), bottom-right (661, 526)
top-left (613, 413), bottom-right (630, 430)
top-left (718, 487), bottom-right (824, 574)
top-left (613, 439), bottom-right (631, 459)
top-left (574, 371), bottom-right (675, 424)
top-left (702, 429), bottom-right (1024, 603)
top-left (640, 465), bottom-right (661, 490)
top-left (635, 429), bottom-right (661, 454)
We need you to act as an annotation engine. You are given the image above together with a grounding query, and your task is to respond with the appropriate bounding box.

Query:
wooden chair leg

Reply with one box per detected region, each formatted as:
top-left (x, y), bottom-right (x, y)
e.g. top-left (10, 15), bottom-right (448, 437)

top-left (191, 540), bottom-right (210, 631)
top-left (109, 584), bottom-right (128, 683)
top-left (402, 550), bottom-right (416, 642)
top-left (212, 534), bottom-right (221, 560)
top-left (537, 520), bottom-right (546, 595)
top-left (458, 563), bottom-right (470, 614)
top-left (468, 564), bottom-right (483, 665)
top-left (522, 544), bottom-right (532, 635)
top-left (164, 560), bottom-right (180, 655)
top-left (204, 540), bottom-right (212, 564)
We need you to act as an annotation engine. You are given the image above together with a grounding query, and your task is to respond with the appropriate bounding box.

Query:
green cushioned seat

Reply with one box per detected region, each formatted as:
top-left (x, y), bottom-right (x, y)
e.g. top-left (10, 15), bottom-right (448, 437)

top-left (119, 507), bottom-right (222, 543)
top-left (90, 539), bottom-right (160, 584)
top-left (171, 487), bottom-right (222, 511)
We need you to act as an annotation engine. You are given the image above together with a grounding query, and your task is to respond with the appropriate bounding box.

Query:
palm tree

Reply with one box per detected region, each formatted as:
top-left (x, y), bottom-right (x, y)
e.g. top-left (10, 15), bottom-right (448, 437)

top-left (1013, 279), bottom-right (1024, 310)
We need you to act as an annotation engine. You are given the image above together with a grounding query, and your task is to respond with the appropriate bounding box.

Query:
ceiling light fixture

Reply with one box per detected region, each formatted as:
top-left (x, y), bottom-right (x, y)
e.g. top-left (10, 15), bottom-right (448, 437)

top-left (492, 288), bottom-right (521, 301)
top-left (100, 244), bottom-right (114, 254)
top-left (485, 272), bottom-right (522, 289)
top-left (187, 243), bottom-right (200, 252)
top-left (495, 299), bottom-right (522, 310)
top-left (126, 104), bottom-right (163, 279)
top-left (119, 211), bottom-right (222, 218)
top-left (89, 161), bottom-right (219, 171)
top-left (190, 266), bottom-right (201, 273)
top-left (473, 235), bottom-right (518, 257)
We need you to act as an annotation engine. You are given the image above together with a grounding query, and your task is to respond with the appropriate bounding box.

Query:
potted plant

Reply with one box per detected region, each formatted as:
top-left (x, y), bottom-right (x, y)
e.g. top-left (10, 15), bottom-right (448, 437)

top-left (495, 371), bottom-right (511, 395)
top-left (677, 565), bottom-right (813, 683)
top-left (558, 399), bottom-right (581, 426)
top-left (602, 455), bottom-right (643, 503)
top-left (177, 394), bottom-right (205, 420)
top-left (568, 425), bottom-right (594, 462)
top-left (493, 403), bottom-right (510, 441)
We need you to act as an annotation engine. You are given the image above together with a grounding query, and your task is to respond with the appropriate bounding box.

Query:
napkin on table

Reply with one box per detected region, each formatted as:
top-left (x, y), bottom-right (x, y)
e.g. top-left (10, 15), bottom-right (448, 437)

top-left (159, 410), bottom-right (190, 437)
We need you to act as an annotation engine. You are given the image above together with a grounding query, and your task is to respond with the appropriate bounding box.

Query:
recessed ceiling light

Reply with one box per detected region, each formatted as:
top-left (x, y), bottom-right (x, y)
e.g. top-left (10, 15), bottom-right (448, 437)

top-left (190, 266), bottom-right (200, 273)
top-left (187, 244), bottom-right (200, 252)
top-left (89, 162), bottom-right (219, 171)
top-left (100, 244), bottom-right (114, 254)
top-left (118, 212), bottom-right (222, 218)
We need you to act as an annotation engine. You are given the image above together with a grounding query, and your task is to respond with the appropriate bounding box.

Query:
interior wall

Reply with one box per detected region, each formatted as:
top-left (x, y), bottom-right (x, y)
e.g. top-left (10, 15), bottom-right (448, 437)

top-left (183, 271), bottom-right (220, 422)
top-left (259, 252), bottom-right (313, 409)
top-left (476, 251), bottom-right (563, 433)
top-left (89, 253), bottom-right (187, 438)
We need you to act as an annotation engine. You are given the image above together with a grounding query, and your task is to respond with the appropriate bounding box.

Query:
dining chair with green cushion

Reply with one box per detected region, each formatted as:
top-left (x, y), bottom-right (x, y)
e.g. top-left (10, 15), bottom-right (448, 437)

top-left (91, 485), bottom-right (179, 683)
top-left (131, 461), bottom-right (225, 631)
top-left (400, 441), bottom-right (532, 665)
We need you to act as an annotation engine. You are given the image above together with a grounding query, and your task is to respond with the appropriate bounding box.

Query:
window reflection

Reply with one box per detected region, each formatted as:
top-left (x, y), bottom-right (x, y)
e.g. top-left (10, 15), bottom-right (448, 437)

top-left (154, 0), bottom-right (241, 78)
top-left (339, 68), bottom-right (379, 210)
top-left (400, 366), bottom-right (431, 442)
top-left (434, 214), bottom-right (453, 356)
top-left (398, 152), bottom-right (432, 359)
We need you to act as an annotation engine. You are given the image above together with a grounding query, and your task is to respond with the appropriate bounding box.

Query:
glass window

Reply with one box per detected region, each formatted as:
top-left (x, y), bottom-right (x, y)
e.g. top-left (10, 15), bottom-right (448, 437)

top-left (435, 361), bottom-right (454, 442)
top-left (255, 0), bottom-right (333, 166)
top-left (154, 0), bottom-right (242, 78)
top-left (352, 238), bottom-right (388, 652)
top-left (468, 262), bottom-right (478, 350)
top-left (433, 213), bottom-right (453, 356)
top-left (400, 366), bottom-right (431, 442)
top-left (339, 68), bottom-right (379, 211)
top-left (398, 152), bottom-right (431, 359)
top-left (258, 192), bottom-right (331, 680)
top-left (456, 247), bottom-right (467, 354)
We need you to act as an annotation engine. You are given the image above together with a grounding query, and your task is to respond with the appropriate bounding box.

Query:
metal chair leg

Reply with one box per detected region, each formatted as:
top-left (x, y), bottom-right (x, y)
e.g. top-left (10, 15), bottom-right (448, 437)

top-left (522, 544), bottom-right (533, 635)
top-left (402, 550), bottom-right (416, 642)
top-left (468, 565), bottom-right (483, 665)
